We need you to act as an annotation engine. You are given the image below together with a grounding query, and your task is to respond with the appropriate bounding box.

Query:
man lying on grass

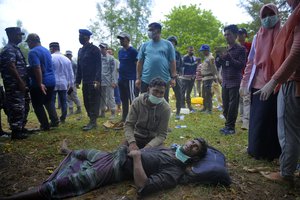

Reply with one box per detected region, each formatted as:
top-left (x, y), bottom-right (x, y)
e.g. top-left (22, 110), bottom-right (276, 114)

top-left (0, 138), bottom-right (208, 199)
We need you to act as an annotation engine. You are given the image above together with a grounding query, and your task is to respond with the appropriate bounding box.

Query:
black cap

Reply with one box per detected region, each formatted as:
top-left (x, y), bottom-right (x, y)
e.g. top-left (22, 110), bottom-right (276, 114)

top-left (238, 28), bottom-right (248, 36)
top-left (148, 22), bottom-right (162, 30)
top-left (167, 36), bottom-right (178, 45)
top-left (5, 27), bottom-right (24, 36)
top-left (49, 42), bottom-right (60, 48)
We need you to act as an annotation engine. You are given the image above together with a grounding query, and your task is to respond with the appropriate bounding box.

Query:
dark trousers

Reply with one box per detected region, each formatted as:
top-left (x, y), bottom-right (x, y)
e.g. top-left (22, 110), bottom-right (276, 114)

top-left (114, 87), bottom-right (121, 105)
top-left (248, 88), bottom-right (280, 160)
top-left (82, 83), bottom-right (101, 123)
top-left (222, 86), bottom-right (240, 129)
top-left (202, 79), bottom-right (213, 111)
top-left (30, 86), bottom-right (58, 129)
top-left (5, 85), bottom-right (30, 131)
top-left (181, 78), bottom-right (195, 109)
top-left (172, 78), bottom-right (182, 115)
top-left (141, 81), bottom-right (170, 103)
top-left (52, 90), bottom-right (67, 121)
top-left (118, 79), bottom-right (139, 122)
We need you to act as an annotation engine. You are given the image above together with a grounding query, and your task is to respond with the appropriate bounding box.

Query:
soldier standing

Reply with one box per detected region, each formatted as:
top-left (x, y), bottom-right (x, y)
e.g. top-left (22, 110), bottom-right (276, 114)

top-left (0, 27), bottom-right (30, 140)
top-left (76, 29), bottom-right (102, 131)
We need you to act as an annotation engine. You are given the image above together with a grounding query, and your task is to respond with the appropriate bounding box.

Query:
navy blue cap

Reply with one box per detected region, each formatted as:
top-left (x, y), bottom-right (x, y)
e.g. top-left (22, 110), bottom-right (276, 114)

top-left (148, 22), bottom-right (162, 30)
top-left (167, 36), bottom-right (178, 45)
top-left (49, 42), bottom-right (59, 48)
top-left (79, 29), bottom-right (92, 36)
top-left (5, 27), bottom-right (24, 35)
top-left (199, 44), bottom-right (210, 52)
top-left (238, 28), bottom-right (248, 36)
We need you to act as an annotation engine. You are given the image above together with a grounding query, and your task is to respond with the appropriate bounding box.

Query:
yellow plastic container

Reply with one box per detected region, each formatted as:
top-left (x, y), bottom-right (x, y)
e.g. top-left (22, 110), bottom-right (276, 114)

top-left (191, 97), bottom-right (203, 105)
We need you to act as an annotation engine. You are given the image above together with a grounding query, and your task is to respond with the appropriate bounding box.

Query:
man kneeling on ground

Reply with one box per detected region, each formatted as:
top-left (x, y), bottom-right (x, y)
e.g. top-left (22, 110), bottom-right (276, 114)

top-left (124, 77), bottom-right (171, 151)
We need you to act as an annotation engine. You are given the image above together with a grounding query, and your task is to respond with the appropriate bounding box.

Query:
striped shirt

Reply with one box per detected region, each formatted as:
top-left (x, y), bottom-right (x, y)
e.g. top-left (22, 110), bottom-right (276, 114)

top-left (216, 43), bottom-right (246, 88)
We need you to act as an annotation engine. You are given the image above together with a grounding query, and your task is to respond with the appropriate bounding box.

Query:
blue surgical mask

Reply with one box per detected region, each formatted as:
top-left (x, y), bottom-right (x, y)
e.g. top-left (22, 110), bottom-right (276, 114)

top-left (261, 15), bottom-right (279, 29)
top-left (148, 94), bottom-right (164, 105)
top-left (175, 146), bottom-right (191, 163)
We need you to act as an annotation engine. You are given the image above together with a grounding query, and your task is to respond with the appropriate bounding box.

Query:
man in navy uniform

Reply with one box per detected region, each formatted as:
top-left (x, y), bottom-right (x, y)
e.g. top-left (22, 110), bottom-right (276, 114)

top-left (0, 27), bottom-right (30, 140)
top-left (76, 29), bottom-right (102, 131)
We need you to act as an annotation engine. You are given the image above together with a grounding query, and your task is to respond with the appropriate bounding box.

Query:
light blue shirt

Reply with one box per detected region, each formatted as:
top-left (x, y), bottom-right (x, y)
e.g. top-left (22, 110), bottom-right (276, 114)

top-left (52, 52), bottom-right (74, 91)
top-left (137, 39), bottom-right (175, 84)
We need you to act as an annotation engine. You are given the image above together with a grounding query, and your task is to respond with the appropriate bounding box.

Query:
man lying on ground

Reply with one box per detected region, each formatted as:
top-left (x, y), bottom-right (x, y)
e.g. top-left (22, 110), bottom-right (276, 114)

top-left (0, 138), bottom-right (208, 199)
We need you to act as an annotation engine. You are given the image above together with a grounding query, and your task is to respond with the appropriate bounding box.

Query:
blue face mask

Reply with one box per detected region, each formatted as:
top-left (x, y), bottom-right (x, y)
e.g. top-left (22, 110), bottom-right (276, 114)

top-left (175, 146), bottom-right (191, 163)
top-left (261, 15), bottom-right (279, 29)
top-left (148, 94), bottom-right (164, 105)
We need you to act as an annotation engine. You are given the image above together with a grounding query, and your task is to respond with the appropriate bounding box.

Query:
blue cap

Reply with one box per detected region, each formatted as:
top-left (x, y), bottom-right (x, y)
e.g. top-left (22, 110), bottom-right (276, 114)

top-left (79, 29), bottom-right (92, 36)
top-left (199, 44), bottom-right (210, 52)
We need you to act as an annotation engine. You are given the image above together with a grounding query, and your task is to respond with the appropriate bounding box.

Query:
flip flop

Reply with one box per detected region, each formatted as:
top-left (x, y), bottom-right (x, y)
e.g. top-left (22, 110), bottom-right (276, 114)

top-left (260, 171), bottom-right (294, 187)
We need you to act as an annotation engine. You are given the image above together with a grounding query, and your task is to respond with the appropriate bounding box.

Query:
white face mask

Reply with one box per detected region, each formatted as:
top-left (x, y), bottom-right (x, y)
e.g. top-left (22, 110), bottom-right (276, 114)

top-left (261, 15), bottom-right (279, 29)
top-left (148, 94), bottom-right (164, 104)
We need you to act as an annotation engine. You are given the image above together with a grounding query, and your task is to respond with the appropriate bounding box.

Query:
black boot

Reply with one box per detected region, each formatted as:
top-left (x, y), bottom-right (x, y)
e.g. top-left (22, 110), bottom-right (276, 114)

top-left (11, 130), bottom-right (28, 140)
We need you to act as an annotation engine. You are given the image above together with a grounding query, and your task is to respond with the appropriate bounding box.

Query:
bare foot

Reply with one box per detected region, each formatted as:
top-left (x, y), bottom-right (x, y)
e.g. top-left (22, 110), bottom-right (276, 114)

top-left (60, 139), bottom-right (71, 155)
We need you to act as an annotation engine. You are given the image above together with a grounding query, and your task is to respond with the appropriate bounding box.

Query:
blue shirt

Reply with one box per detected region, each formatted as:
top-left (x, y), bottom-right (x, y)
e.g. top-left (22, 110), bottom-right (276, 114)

top-left (137, 39), bottom-right (175, 84)
top-left (118, 46), bottom-right (138, 80)
top-left (28, 45), bottom-right (55, 87)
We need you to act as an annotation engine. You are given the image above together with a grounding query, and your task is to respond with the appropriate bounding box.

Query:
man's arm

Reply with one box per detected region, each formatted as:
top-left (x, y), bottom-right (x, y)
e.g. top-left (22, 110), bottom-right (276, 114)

top-left (170, 60), bottom-right (176, 87)
top-left (33, 66), bottom-right (46, 94)
top-left (225, 47), bottom-right (246, 69)
top-left (135, 60), bottom-right (143, 88)
top-left (124, 100), bottom-right (139, 151)
top-left (128, 150), bottom-right (148, 188)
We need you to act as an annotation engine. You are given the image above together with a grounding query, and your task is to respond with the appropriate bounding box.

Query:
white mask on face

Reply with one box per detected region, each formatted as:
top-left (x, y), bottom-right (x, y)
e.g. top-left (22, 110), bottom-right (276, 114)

top-left (148, 94), bottom-right (164, 104)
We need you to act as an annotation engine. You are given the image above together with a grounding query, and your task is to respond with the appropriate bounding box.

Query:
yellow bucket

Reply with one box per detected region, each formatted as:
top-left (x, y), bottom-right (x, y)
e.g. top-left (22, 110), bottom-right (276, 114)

top-left (191, 97), bottom-right (203, 104)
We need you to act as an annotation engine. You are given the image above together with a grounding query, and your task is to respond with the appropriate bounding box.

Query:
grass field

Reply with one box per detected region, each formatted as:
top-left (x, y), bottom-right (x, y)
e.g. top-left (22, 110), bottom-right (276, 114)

top-left (0, 90), bottom-right (299, 200)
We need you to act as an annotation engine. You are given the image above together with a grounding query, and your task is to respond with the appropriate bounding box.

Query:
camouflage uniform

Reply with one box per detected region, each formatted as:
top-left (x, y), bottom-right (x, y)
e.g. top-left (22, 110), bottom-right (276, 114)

top-left (0, 42), bottom-right (30, 132)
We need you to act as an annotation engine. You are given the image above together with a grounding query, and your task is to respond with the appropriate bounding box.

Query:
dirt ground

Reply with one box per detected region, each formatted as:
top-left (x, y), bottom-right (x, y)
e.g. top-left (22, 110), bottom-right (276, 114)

top-left (0, 152), bottom-right (299, 200)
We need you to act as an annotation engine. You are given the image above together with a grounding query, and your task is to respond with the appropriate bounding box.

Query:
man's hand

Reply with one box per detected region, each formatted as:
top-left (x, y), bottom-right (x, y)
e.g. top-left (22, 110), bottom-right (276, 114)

top-left (129, 142), bottom-right (139, 152)
top-left (128, 149), bottom-right (141, 159)
top-left (111, 83), bottom-right (117, 88)
top-left (170, 78), bottom-right (176, 88)
top-left (40, 84), bottom-right (47, 95)
top-left (93, 81), bottom-right (101, 90)
top-left (239, 86), bottom-right (249, 97)
top-left (253, 79), bottom-right (277, 101)
top-left (76, 84), bottom-right (80, 89)
top-left (135, 79), bottom-right (141, 89)
top-left (18, 80), bottom-right (26, 92)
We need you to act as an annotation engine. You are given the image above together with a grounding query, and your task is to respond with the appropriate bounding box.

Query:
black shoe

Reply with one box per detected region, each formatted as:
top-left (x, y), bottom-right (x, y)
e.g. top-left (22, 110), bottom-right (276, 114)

top-left (82, 123), bottom-right (97, 131)
top-left (50, 121), bottom-right (59, 127)
top-left (11, 131), bottom-right (28, 140)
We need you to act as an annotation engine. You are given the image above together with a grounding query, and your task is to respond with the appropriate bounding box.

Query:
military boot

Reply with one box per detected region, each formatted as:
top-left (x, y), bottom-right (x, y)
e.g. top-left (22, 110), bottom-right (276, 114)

top-left (11, 130), bottom-right (28, 140)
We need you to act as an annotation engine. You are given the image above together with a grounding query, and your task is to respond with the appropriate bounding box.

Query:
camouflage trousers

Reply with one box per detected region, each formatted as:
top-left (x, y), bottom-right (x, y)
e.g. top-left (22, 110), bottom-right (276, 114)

top-left (4, 84), bottom-right (30, 131)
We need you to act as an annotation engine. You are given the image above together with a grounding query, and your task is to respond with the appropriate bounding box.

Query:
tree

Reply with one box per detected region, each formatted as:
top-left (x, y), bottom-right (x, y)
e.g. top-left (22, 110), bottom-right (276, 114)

top-left (239, 0), bottom-right (290, 34)
top-left (89, 0), bottom-right (152, 50)
top-left (161, 5), bottom-right (225, 57)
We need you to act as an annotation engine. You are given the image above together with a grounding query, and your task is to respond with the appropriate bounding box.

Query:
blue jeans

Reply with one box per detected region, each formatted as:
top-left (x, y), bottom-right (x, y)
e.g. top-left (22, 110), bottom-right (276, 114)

top-left (52, 90), bottom-right (67, 122)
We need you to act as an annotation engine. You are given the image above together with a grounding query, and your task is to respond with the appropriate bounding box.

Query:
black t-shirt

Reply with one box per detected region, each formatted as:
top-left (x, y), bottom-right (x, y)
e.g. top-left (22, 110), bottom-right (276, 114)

top-left (123, 147), bottom-right (186, 196)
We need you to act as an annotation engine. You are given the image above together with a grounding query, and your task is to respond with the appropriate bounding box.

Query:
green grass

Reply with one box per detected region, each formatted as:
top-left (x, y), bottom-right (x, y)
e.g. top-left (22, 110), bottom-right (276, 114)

top-left (0, 91), bottom-right (299, 200)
